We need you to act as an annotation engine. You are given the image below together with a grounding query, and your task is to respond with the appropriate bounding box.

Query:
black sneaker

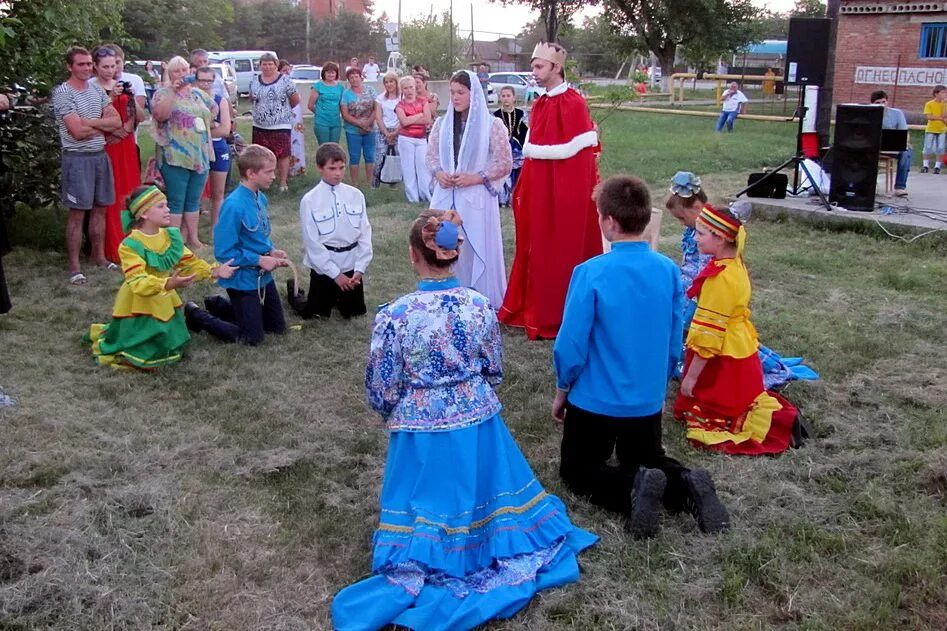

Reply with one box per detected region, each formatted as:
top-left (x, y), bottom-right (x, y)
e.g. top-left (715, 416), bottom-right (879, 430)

top-left (183, 301), bottom-right (202, 332)
top-left (682, 470), bottom-right (730, 534)
top-left (935, 167), bottom-right (941, 175)
top-left (921, 166), bottom-right (929, 174)
top-left (627, 468), bottom-right (666, 539)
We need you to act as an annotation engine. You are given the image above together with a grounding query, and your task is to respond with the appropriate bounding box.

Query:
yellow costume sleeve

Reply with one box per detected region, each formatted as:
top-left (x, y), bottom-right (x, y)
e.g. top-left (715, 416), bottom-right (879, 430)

top-left (175, 247), bottom-right (215, 282)
top-left (686, 261), bottom-right (759, 360)
top-left (119, 242), bottom-right (171, 297)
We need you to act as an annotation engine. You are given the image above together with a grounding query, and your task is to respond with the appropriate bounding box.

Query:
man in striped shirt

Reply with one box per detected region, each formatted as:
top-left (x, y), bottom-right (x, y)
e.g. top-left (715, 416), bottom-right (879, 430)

top-left (52, 46), bottom-right (121, 285)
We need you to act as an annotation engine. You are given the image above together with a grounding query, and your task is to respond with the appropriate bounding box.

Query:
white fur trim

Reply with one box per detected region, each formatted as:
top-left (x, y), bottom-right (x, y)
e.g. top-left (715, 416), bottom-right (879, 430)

top-left (523, 130), bottom-right (598, 160)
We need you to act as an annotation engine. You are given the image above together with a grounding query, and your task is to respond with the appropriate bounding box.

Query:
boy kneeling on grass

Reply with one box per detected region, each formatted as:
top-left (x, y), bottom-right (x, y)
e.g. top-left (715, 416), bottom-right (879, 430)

top-left (289, 142), bottom-right (373, 319)
top-left (185, 144), bottom-right (289, 345)
top-left (552, 174), bottom-right (729, 538)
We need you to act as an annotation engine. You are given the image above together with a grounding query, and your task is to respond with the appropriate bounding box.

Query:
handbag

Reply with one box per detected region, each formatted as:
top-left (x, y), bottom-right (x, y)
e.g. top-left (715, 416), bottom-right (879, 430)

top-left (379, 144), bottom-right (402, 184)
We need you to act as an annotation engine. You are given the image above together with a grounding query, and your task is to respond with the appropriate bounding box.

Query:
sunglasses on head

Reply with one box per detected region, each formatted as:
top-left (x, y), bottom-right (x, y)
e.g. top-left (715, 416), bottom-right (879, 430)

top-left (94, 48), bottom-right (116, 59)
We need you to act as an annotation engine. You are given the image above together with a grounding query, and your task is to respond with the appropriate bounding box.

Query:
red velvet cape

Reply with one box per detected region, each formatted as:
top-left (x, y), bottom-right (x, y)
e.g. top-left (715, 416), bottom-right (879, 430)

top-left (498, 88), bottom-right (602, 340)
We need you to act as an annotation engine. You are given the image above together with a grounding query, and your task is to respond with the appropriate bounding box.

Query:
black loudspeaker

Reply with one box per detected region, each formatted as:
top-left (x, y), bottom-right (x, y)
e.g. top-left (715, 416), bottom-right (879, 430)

top-left (829, 104), bottom-right (883, 211)
top-left (785, 18), bottom-right (831, 86)
top-left (746, 172), bottom-right (789, 198)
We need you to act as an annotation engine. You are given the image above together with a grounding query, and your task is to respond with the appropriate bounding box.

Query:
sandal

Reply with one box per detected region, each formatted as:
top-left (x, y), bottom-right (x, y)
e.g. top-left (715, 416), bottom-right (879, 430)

top-left (103, 262), bottom-right (120, 272)
top-left (68, 272), bottom-right (88, 285)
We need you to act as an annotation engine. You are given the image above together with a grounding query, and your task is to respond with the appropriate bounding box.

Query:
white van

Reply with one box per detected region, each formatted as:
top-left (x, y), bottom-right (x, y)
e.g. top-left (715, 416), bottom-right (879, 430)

top-left (209, 50), bottom-right (277, 96)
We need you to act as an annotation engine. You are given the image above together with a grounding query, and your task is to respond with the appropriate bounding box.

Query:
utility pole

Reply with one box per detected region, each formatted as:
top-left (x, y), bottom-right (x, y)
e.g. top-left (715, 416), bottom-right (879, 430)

top-left (449, 0), bottom-right (454, 71)
top-left (470, 4), bottom-right (475, 63)
top-left (305, 0), bottom-right (311, 65)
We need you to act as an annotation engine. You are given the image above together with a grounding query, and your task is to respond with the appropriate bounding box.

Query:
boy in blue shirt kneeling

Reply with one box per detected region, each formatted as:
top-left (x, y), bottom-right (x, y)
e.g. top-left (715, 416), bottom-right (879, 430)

top-left (187, 145), bottom-right (289, 345)
top-left (552, 175), bottom-right (728, 538)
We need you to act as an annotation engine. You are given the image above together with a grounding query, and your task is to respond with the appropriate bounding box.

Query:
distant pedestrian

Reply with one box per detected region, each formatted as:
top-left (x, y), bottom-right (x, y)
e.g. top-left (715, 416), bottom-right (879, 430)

top-left (362, 55), bottom-right (380, 83)
top-left (921, 84), bottom-right (946, 174)
top-left (476, 62), bottom-right (490, 96)
top-left (715, 82), bottom-right (747, 133)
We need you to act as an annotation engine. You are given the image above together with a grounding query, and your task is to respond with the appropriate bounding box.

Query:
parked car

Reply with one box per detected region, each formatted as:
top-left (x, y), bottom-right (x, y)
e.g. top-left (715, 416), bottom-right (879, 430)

top-left (209, 50), bottom-right (277, 95)
top-left (488, 71), bottom-right (534, 102)
top-left (485, 83), bottom-right (498, 106)
top-left (290, 65), bottom-right (322, 84)
top-left (210, 62), bottom-right (238, 104)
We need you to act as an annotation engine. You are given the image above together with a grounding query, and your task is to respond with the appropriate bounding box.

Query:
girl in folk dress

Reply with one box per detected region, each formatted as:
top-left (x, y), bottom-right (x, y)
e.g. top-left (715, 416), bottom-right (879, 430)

top-left (86, 186), bottom-right (235, 370)
top-left (673, 205), bottom-right (802, 455)
top-left (331, 210), bottom-right (596, 631)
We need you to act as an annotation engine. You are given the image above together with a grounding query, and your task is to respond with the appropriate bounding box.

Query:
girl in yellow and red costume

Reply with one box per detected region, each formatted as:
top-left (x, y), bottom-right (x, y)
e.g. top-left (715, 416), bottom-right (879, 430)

top-left (673, 205), bottom-right (800, 455)
top-left (86, 185), bottom-right (236, 370)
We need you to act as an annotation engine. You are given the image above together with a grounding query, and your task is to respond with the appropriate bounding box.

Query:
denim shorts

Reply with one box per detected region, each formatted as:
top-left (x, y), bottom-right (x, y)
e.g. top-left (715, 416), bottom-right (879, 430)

top-left (923, 132), bottom-right (945, 155)
top-left (345, 131), bottom-right (377, 165)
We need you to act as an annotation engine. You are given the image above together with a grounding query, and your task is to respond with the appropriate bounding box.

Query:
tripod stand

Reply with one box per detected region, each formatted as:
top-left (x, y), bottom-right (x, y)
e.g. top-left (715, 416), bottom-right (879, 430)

top-left (735, 86), bottom-right (832, 212)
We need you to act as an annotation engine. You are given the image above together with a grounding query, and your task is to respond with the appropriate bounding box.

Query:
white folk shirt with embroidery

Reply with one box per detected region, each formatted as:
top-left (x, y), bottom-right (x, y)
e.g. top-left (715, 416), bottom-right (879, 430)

top-left (298, 180), bottom-right (373, 278)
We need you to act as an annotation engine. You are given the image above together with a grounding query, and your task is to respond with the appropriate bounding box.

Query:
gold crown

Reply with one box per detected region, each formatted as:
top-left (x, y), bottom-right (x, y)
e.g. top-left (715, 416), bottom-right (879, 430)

top-left (531, 42), bottom-right (567, 67)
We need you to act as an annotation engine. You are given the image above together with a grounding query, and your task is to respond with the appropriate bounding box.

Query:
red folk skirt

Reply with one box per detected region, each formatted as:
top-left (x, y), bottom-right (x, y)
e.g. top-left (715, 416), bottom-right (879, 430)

top-left (673, 350), bottom-right (798, 456)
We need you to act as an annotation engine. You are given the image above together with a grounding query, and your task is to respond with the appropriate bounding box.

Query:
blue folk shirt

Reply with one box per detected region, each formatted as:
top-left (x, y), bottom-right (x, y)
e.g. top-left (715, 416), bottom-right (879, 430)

top-left (213, 184), bottom-right (275, 291)
top-left (554, 241), bottom-right (684, 418)
top-left (366, 278), bottom-right (503, 431)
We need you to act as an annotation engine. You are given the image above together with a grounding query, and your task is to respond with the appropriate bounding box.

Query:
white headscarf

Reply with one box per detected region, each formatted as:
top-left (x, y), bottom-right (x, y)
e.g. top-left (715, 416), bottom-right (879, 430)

top-left (437, 69), bottom-right (492, 176)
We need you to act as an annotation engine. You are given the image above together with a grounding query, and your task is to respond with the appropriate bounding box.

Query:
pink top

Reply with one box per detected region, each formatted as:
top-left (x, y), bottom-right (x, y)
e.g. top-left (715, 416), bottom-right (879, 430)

top-left (398, 97), bottom-right (428, 138)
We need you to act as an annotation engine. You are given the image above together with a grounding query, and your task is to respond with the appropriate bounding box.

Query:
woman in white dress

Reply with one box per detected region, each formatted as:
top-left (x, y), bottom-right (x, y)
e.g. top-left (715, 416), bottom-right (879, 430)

top-left (426, 70), bottom-right (512, 309)
top-left (280, 60), bottom-right (306, 177)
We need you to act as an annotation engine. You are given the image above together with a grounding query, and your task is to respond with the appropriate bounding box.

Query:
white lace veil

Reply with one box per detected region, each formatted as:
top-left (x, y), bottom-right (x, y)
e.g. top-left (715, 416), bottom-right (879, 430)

top-left (437, 69), bottom-right (492, 175)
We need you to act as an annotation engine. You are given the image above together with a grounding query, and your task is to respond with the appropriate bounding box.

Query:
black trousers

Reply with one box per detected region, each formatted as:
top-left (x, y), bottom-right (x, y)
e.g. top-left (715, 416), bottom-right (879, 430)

top-left (288, 269), bottom-right (366, 319)
top-left (201, 281), bottom-right (287, 346)
top-left (559, 403), bottom-right (688, 516)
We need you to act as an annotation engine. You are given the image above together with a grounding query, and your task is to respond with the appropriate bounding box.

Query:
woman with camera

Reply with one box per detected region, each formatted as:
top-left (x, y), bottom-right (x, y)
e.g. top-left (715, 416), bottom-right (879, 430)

top-left (90, 46), bottom-right (142, 264)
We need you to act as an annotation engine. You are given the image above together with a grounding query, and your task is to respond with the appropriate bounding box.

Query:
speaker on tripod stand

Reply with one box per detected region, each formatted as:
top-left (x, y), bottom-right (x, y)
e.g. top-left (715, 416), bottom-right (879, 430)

top-left (828, 104), bottom-right (883, 211)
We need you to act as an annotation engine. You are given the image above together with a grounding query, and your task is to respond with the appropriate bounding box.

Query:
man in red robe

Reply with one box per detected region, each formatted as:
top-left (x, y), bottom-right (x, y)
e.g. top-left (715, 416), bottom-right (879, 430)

top-left (499, 42), bottom-right (602, 340)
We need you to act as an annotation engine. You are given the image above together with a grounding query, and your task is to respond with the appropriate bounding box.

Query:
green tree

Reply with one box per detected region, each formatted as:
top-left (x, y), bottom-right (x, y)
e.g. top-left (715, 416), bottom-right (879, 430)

top-left (494, 0), bottom-right (594, 42)
top-left (607, 0), bottom-right (763, 89)
top-left (221, 0), bottom-right (308, 60)
top-left (122, 0), bottom-right (233, 59)
top-left (0, 0), bottom-right (126, 214)
top-left (569, 14), bottom-right (639, 77)
top-left (400, 12), bottom-right (464, 79)
top-left (308, 10), bottom-right (386, 67)
top-left (793, 0), bottom-right (827, 16)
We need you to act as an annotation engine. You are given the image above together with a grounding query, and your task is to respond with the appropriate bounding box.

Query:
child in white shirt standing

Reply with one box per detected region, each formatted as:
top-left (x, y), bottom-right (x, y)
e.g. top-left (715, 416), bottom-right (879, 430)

top-left (291, 143), bottom-right (373, 318)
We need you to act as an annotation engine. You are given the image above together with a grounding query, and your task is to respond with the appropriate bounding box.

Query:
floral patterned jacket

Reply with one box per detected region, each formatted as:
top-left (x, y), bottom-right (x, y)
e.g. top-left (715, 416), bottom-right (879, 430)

top-left (366, 278), bottom-right (503, 432)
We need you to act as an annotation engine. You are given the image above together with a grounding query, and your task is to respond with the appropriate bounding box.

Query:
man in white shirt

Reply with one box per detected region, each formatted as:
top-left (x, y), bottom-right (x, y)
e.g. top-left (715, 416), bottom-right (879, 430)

top-left (362, 55), bottom-right (380, 83)
top-left (715, 82), bottom-right (748, 133)
top-left (291, 143), bottom-right (373, 319)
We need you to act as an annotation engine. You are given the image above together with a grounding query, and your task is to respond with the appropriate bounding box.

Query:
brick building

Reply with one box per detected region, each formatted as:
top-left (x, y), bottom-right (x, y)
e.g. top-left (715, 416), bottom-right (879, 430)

top-left (834, 1), bottom-right (947, 116)
top-left (290, 0), bottom-right (369, 18)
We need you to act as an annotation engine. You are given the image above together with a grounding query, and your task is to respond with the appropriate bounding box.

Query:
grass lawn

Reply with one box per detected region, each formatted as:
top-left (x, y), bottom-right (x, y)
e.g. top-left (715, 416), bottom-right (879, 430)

top-left (2, 111), bottom-right (946, 629)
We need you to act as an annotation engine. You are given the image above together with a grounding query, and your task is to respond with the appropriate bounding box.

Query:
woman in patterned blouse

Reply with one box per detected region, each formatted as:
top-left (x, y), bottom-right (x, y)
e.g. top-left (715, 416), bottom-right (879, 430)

top-left (331, 210), bottom-right (596, 631)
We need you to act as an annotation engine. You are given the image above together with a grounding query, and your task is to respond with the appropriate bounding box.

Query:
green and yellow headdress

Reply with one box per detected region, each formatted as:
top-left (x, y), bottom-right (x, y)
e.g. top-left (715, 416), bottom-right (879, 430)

top-left (121, 185), bottom-right (167, 232)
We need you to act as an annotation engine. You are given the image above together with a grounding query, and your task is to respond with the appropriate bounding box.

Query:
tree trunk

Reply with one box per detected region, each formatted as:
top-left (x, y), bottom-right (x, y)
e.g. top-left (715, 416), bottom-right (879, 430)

top-left (658, 49), bottom-right (675, 92)
top-left (544, 1), bottom-right (558, 42)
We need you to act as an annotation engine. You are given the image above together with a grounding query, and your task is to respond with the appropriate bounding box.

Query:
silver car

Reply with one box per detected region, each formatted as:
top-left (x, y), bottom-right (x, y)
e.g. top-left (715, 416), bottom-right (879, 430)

top-left (210, 62), bottom-right (238, 104)
top-left (488, 72), bottom-right (534, 102)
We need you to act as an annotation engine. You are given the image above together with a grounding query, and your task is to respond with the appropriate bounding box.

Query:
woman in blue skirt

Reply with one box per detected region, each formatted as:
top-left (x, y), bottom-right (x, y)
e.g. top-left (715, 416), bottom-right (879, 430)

top-left (331, 210), bottom-right (597, 631)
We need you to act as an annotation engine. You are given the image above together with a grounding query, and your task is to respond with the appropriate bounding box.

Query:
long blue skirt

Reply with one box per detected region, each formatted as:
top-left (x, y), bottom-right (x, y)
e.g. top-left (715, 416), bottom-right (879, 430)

top-left (331, 413), bottom-right (598, 631)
